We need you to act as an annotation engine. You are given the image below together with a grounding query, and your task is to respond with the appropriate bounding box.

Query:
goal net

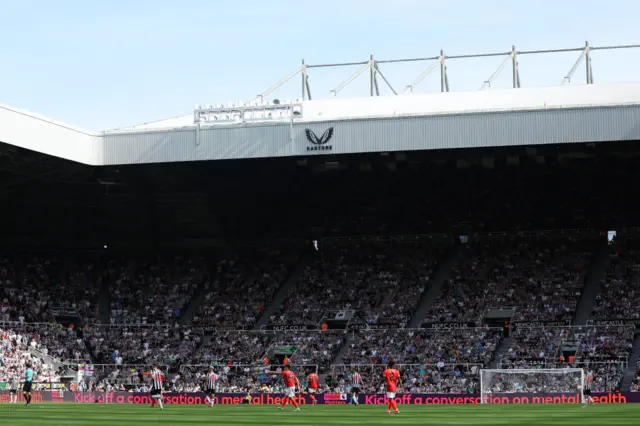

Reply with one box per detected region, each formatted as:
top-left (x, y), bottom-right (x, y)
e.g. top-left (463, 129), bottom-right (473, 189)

top-left (480, 368), bottom-right (584, 404)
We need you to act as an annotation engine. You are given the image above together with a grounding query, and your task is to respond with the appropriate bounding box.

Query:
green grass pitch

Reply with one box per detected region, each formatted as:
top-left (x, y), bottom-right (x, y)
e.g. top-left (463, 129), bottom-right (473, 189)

top-left (1, 403), bottom-right (639, 425)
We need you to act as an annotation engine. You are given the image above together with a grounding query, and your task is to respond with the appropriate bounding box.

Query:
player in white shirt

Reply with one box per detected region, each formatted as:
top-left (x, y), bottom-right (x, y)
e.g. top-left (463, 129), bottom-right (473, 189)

top-left (9, 378), bottom-right (18, 404)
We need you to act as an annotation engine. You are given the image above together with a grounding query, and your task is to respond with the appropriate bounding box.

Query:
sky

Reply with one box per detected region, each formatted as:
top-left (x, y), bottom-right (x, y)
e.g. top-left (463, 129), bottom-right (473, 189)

top-left (1, 0), bottom-right (638, 130)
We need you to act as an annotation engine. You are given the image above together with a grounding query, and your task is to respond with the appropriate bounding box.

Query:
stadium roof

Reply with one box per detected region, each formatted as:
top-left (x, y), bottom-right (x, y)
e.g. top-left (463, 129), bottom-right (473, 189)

top-left (1, 82), bottom-right (640, 166)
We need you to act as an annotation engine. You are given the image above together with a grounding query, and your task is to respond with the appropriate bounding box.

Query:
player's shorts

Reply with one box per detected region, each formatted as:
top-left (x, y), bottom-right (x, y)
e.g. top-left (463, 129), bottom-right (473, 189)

top-left (285, 387), bottom-right (296, 398)
top-left (205, 388), bottom-right (215, 396)
top-left (23, 382), bottom-right (32, 393)
top-left (150, 388), bottom-right (162, 397)
top-left (584, 389), bottom-right (591, 395)
top-left (386, 392), bottom-right (396, 399)
top-left (307, 387), bottom-right (317, 394)
top-left (9, 389), bottom-right (17, 395)
top-left (351, 387), bottom-right (361, 394)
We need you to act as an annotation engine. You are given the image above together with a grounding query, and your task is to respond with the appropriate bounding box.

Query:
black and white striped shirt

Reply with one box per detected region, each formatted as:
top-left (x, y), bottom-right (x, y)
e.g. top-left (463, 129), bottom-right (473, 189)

top-left (151, 368), bottom-right (164, 390)
top-left (352, 373), bottom-right (362, 387)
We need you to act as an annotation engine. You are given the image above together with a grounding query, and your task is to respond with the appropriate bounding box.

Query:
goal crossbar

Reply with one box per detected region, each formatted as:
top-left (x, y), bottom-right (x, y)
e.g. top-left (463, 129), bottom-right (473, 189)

top-left (481, 368), bottom-right (583, 374)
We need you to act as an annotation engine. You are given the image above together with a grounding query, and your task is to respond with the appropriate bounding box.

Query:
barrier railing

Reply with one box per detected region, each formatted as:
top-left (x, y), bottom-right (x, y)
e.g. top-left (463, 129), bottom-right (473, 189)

top-left (180, 363), bottom-right (318, 375)
top-left (331, 363), bottom-right (483, 393)
top-left (513, 324), bottom-right (635, 331)
top-left (74, 364), bottom-right (170, 388)
top-left (11, 321), bottom-right (633, 335)
top-left (0, 321), bottom-right (66, 331)
top-left (178, 364), bottom-right (319, 391)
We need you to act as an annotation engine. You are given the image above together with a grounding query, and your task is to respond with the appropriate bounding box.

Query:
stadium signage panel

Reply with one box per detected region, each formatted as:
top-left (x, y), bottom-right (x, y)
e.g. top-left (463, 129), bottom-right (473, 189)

top-left (513, 320), bottom-right (571, 328)
top-left (305, 128), bottom-right (334, 152)
top-left (205, 326), bottom-right (249, 332)
top-left (347, 323), bottom-right (401, 331)
top-left (3, 391), bottom-right (637, 405)
top-left (422, 322), bottom-right (476, 329)
top-left (586, 319), bottom-right (627, 326)
top-left (264, 324), bottom-right (318, 332)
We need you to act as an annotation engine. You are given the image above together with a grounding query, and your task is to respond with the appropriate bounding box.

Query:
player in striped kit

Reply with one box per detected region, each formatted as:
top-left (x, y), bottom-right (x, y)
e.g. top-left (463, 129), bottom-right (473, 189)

top-left (148, 365), bottom-right (165, 410)
top-left (582, 368), bottom-right (595, 407)
top-left (349, 371), bottom-right (363, 405)
top-left (204, 367), bottom-right (219, 408)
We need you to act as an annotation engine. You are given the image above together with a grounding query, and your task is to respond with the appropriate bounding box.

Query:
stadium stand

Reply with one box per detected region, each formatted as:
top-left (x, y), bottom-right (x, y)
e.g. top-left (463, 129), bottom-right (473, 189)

top-left (334, 328), bottom-right (501, 393)
top-left (269, 239), bottom-right (443, 328)
top-left (423, 233), bottom-right (593, 324)
top-left (0, 327), bottom-right (61, 384)
top-left (0, 255), bottom-right (101, 323)
top-left (190, 331), bottom-right (272, 365)
top-left (632, 366), bottom-right (640, 392)
top-left (84, 324), bottom-right (200, 366)
top-left (591, 241), bottom-right (640, 321)
top-left (1, 130), bottom-right (640, 397)
top-left (330, 363), bottom-right (480, 394)
top-left (191, 243), bottom-right (300, 330)
top-left (498, 324), bottom-right (632, 391)
top-left (107, 256), bottom-right (208, 325)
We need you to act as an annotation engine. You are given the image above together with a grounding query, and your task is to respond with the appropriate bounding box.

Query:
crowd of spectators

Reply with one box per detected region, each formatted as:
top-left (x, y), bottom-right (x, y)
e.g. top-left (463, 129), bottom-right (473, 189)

top-left (270, 239), bottom-right (442, 328)
top-left (575, 325), bottom-right (634, 362)
top-left (482, 370), bottom-right (584, 394)
top-left (334, 328), bottom-right (500, 393)
top-left (191, 244), bottom-right (300, 330)
top-left (342, 328), bottom-right (501, 366)
top-left (0, 327), bottom-right (60, 384)
top-left (500, 327), bottom-right (570, 368)
top-left (78, 365), bottom-right (166, 391)
top-left (84, 324), bottom-right (200, 366)
top-left (190, 330), bottom-right (343, 373)
top-left (424, 234), bottom-right (591, 324)
top-left (591, 247), bottom-right (640, 320)
top-left (108, 256), bottom-right (208, 325)
top-left (330, 363), bottom-right (480, 394)
top-left (631, 365), bottom-right (640, 392)
top-left (272, 331), bottom-right (345, 371)
top-left (191, 331), bottom-right (273, 365)
top-left (499, 325), bottom-right (633, 391)
top-left (177, 364), bottom-right (315, 393)
top-left (1, 232), bottom-right (639, 395)
top-left (0, 255), bottom-right (102, 323)
top-left (12, 322), bottom-right (90, 363)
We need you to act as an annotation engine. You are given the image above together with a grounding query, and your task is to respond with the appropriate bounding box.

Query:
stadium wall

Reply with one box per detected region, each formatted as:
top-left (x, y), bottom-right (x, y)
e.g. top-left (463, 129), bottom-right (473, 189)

top-left (101, 104), bottom-right (640, 165)
top-left (1, 392), bottom-right (636, 405)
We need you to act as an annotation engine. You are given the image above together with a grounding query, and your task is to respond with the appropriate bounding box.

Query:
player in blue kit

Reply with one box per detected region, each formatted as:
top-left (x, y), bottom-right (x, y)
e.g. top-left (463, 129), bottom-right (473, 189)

top-left (23, 364), bottom-right (34, 406)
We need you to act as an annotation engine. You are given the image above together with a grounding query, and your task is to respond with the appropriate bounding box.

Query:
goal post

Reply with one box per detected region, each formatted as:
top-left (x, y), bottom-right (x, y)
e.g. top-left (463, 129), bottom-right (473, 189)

top-left (480, 368), bottom-right (584, 404)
